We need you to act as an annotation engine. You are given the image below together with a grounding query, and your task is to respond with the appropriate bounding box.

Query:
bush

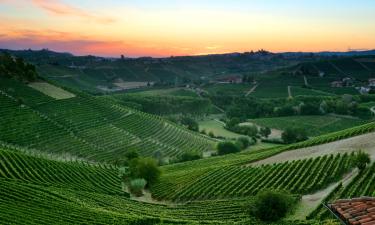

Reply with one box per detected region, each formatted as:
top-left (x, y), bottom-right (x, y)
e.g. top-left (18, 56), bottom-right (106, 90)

top-left (217, 141), bottom-right (240, 155)
top-left (250, 190), bottom-right (296, 222)
top-left (129, 157), bottom-right (161, 187)
top-left (354, 151), bottom-right (371, 170)
top-left (129, 178), bottom-right (147, 196)
top-left (178, 151), bottom-right (202, 162)
top-left (281, 127), bottom-right (308, 144)
top-left (260, 127), bottom-right (271, 138)
top-left (235, 137), bottom-right (255, 150)
top-left (180, 117), bottom-right (199, 131)
top-left (208, 131), bottom-right (215, 138)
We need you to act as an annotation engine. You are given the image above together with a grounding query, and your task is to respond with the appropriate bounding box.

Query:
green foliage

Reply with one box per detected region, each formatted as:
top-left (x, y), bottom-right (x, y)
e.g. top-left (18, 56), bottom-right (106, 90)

top-left (251, 115), bottom-right (368, 137)
top-left (129, 178), bottom-right (147, 196)
top-left (354, 151), bottom-right (371, 170)
top-left (260, 127), bottom-right (271, 138)
top-left (177, 151), bottom-right (202, 163)
top-left (250, 190), bottom-right (296, 222)
top-left (0, 78), bottom-right (215, 163)
top-left (129, 157), bottom-right (161, 187)
top-left (282, 127), bottom-right (308, 144)
top-left (180, 116), bottom-right (199, 132)
top-left (152, 153), bottom-right (355, 201)
top-left (217, 141), bottom-right (241, 155)
top-left (112, 94), bottom-right (211, 116)
top-left (235, 137), bottom-right (255, 150)
top-left (0, 53), bottom-right (37, 82)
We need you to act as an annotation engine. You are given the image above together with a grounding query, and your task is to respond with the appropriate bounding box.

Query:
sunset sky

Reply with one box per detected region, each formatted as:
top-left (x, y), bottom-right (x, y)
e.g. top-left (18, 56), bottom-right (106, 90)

top-left (0, 0), bottom-right (374, 57)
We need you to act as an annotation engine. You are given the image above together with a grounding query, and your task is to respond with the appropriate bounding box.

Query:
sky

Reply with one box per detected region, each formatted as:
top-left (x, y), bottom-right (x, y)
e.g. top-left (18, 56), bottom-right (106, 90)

top-left (0, 0), bottom-right (374, 57)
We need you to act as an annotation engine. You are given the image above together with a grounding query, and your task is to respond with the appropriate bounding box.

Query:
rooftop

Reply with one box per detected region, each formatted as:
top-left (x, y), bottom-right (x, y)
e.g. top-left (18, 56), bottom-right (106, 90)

top-left (327, 197), bottom-right (375, 225)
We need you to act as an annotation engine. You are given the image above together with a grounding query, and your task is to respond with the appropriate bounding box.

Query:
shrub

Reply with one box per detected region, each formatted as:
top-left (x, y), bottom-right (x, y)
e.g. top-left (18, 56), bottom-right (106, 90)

top-left (181, 117), bottom-right (199, 131)
top-left (208, 131), bottom-right (215, 138)
top-left (129, 157), bottom-right (161, 187)
top-left (250, 190), bottom-right (296, 222)
top-left (260, 127), bottom-right (271, 138)
top-left (281, 127), bottom-right (308, 144)
top-left (217, 141), bottom-right (240, 155)
top-left (235, 137), bottom-right (255, 150)
top-left (129, 178), bottom-right (147, 197)
top-left (178, 151), bottom-right (202, 162)
top-left (354, 151), bottom-right (371, 170)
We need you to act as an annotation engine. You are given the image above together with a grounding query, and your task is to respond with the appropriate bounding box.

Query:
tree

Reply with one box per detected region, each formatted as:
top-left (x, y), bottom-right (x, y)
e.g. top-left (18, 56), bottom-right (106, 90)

top-left (129, 157), bottom-right (161, 187)
top-left (129, 178), bottom-right (147, 197)
top-left (354, 151), bottom-right (371, 170)
top-left (180, 117), bottom-right (199, 132)
top-left (281, 127), bottom-right (308, 144)
top-left (217, 141), bottom-right (240, 155)
top-left (260, 127), bottom-right (271, 138)
top-left (235, 137), bottom-right (253, 150)
top-left (125, 150), bottom-right (139, 161)
top-left (250, 190), bottom-right (295, 222)
top-left (178, 151), bottom-right (202, 162)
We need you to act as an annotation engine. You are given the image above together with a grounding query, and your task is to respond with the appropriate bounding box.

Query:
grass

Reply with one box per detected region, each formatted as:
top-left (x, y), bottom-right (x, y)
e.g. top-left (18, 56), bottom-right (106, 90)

top-left (28, 82), bottom-right (76, 99)
top-left (198, 119), bottom-right (244, 139)
top-left (250, 115), bottom-right (369, 136)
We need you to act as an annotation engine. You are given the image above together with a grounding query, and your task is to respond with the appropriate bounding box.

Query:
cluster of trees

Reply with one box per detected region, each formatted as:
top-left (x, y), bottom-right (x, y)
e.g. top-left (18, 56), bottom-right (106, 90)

top-left (118, 151), bottom-right (161, 197)
top-left (0, 53), bottom-right (38, 82)
top-left (281, 127), bottom-right (308, 144)
top-left (216, 137), bottom-right (256, 155)
top-left (212, 95), bottom-right (373, 120)
top-left (225, 118), bottom-right (271, 139)
top-left (116, 95), bottom-right (211, 116)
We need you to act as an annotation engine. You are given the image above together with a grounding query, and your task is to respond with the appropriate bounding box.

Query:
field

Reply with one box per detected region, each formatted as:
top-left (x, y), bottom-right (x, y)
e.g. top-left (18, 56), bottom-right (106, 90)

top-left (198, 119), bottom-right (244, 139)
top-left (250, 115), bottom-right (369, 136)
top-left (28, 82), bottom-right (76, 99)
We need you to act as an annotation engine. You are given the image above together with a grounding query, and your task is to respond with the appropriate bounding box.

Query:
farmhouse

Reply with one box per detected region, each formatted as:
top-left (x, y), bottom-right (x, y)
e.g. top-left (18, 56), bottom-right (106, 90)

top-left (326, 197), bottom-right (375, 225)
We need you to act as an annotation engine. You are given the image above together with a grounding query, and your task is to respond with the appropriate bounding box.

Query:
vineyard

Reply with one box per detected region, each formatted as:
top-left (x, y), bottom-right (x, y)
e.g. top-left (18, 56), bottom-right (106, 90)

top-left (0, 78), bottom-right (214, 163)
top-left (0, 145), bottom-right (322, 225)
top-left (309, 163), bottom-right (375, 220)
top-left (152, 153), bottom-right (355, 201)
top-left (250, 115), bottom-right (368, 136)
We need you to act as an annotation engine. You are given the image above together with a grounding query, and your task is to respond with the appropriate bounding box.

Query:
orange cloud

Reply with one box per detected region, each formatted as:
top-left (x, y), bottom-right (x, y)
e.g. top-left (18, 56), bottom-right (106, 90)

top-left (31, 0), bottom-right (115, 23)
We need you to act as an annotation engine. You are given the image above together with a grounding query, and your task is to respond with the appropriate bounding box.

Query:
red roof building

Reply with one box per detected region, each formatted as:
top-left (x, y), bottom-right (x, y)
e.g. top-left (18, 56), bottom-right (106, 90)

top-left (326, 197), bottom-right (375, 225)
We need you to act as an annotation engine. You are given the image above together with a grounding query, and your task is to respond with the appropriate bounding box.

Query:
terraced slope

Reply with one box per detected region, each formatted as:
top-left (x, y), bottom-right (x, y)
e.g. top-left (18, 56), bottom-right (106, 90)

top-left (152, 153), bottom-right (355, 201)
top-left (0, 146), bottom-right (319, 225)
top-left (0, 78), bottom-right (214, 163)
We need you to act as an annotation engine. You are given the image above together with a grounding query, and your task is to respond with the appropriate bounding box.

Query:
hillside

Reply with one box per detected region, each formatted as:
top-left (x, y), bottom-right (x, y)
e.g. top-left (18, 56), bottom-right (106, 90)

top-left (1, 51), bottom-right (375, 225)
top-left (0, 49), bottom-right (317, 93)
top-left (0, 77), bottom-right (214, 164)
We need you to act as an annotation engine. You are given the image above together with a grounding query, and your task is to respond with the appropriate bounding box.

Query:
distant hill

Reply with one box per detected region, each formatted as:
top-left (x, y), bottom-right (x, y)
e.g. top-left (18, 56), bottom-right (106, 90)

top-left (2, 48), bottom-right (375, 94)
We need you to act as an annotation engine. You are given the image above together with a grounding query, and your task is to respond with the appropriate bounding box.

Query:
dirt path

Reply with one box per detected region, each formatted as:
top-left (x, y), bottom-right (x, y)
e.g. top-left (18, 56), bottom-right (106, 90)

top-left (288, 86), bottom-right (292, 98)
top-left (245, 84), bottom-right (259, 97)
top-left (251, 132), bottom-right (375, 166)
top-left (291, 169), bottom-right (358, 220)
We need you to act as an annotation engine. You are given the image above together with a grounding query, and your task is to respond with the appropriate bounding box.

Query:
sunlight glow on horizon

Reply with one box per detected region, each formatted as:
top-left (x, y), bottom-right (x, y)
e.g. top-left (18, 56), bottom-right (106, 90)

top-left (0, 0), bottom-right (374, 57)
